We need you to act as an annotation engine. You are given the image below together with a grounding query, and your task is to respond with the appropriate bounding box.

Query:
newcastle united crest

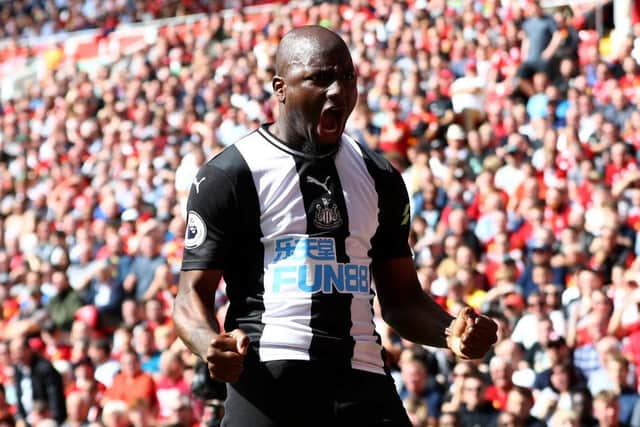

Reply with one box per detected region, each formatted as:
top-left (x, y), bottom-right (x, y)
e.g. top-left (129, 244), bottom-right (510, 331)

top-left (312, 197), bottom-right (343, 230)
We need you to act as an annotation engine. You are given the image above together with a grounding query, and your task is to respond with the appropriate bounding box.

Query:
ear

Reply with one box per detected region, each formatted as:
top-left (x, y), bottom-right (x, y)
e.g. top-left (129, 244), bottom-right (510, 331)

top-left (272, 76), bottom-right (286, 103)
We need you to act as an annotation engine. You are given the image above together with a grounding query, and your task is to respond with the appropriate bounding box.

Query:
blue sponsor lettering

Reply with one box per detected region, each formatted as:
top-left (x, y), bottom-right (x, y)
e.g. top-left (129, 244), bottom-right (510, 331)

top-left (358, 266), bottom-right (369, 292)
top-left (322, 264), bottom-right (344, 293)
top-left (296, 265), bottom-right (318, 293)
top-left (272, 265), bottom-right (297, 292)
top-left (273, 237), bottom-right (336, 262)
top-left (344, 264), bottom-right (360, 292)
top-left (272, 263), bottom-right (369, 294)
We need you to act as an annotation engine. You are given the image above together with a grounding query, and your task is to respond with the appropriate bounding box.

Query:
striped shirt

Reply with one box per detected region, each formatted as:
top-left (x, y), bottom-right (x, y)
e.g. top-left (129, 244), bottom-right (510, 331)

top-left (181, 125), bottom-right (411, 374)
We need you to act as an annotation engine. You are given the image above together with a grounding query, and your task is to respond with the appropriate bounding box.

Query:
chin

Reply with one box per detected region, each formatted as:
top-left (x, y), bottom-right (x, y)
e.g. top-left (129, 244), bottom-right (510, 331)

top-left (302, 136), bottom-right (342, 156)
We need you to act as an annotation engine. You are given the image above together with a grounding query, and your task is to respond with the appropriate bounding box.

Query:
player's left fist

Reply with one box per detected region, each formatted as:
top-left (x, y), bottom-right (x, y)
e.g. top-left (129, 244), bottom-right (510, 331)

top-left (445, 307), bottom-right (498, 360)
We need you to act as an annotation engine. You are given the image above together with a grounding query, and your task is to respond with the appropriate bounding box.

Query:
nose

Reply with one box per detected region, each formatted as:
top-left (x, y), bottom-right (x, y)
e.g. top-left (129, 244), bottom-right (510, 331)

top-left (326, 79), bottom-right (344, 99)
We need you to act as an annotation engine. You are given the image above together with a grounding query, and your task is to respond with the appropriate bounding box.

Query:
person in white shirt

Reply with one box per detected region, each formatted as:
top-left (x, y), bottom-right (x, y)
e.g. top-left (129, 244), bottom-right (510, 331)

top-left (450, 60), bottom-right (485, 131)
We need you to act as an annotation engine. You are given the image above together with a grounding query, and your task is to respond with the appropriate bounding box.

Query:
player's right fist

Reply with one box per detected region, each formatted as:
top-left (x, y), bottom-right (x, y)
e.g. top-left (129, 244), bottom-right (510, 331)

top-left (205, 328), bottom-right (249, 382)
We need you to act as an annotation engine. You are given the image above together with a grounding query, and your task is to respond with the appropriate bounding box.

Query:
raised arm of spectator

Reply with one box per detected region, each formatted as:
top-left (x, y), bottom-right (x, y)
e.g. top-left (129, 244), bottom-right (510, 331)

top-left (541, 29), bottom-right (563, 60)
top-left (141, 263), bottom-right (171, 301)
top-left (520, 34), bottom-right (530, 63)
top-left (566, 300), bottom-right (582, 348)
top-left (608, 288), bottom-right (640, 337)
top-left (123, 273), bottom-right (137, 294)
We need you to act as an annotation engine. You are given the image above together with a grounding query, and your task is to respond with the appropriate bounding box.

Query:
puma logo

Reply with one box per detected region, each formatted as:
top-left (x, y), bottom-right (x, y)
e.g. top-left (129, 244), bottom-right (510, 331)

top-left (307, 176), bottom-right (331, 194)
top-left (193, 176), bottom-right (206, 194)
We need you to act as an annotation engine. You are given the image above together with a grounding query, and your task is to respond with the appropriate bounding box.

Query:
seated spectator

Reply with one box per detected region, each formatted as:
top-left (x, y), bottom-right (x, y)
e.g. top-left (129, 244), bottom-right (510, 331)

top-left (439, 411), bottom-right (462, 427)
top-left (485, 356), bottom-right (515, 411)
top-left (123, 233), bottom-right (167, 301)
top-left (101, 400), bottom-right (130, 427)
top-left (46, 271), bottom-right (84, 332)
top-left (9, 337), bottom-right (67, 425)
top-left (525, 316), bottom-right (563, 373)
top-left (86, 340), bottom-right (118, 390)
top-left (512, 294), bottom-right (564, 351)
top-left (155, 351), bottom-right (191, 423)
top-left (0, 384), bottom-right (15, 426)
top-left (457, 373), bottom-right (499, 427)
top-left (590, 352), bottom-right (639, 426)
top-left (506, 386), bottom-right (545, 427)
top-left (103, 350), bottom-right (156, 415)
top-left (403, 396), bottom-right (430, 427)
top-left (132, 323), bottom-right (161, 375)
top-left (84, 261), bottom-right (124, 330)
top-left (548, 409), bottom-right (579, 427)
top-left (593, 390), bottom-right (626, 427)
top-left (398, 347), bottom-right (443, 424)
top-left (531, 362), bottom-right (579, 421)
top-left (61, 390), bottom-right (91, 427)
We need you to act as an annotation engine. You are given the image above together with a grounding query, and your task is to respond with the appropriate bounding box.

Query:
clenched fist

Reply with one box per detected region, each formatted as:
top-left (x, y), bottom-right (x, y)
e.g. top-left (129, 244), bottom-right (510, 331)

top-left (446, 307), bottom-right (497, 360)
top-left (206, 328), bottom-right (250, 382)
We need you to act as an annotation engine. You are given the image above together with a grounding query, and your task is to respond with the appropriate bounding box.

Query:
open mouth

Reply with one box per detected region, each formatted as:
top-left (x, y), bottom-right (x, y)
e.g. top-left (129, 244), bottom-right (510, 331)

top-left (318, 107), bottom-right (344, 137)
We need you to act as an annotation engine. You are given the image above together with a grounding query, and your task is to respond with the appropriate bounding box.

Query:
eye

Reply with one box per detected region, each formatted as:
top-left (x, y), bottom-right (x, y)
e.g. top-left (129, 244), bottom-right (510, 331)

top-left (308, 71), bottom-right (332, 84)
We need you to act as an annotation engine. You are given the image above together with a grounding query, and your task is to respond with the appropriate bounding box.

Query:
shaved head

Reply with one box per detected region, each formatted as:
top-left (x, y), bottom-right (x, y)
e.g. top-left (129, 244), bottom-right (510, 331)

top-left (270, 25), bottom-right (357, 154)
top-left (275, 26), bottom-right (349, 76)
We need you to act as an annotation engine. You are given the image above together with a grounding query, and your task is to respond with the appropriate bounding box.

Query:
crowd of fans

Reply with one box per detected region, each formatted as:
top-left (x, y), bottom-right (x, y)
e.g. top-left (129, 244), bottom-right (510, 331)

top-left (0, 0), bottom-right (268, 40)
top-left (0, 0), bottom-right (640, 426)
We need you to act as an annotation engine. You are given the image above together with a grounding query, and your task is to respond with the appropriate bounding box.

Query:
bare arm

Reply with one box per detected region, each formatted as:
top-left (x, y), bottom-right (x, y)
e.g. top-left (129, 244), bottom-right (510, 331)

top-left (373, 257), bottom-right (454, 347)
top-left (541, 30), bottom-right (562, 60)
top-left (173, 269), bottom-right (223, 359)
top-left (520, 37), bottom-right (530, 63)
top-left (608, 289), bottom-right (640, 337)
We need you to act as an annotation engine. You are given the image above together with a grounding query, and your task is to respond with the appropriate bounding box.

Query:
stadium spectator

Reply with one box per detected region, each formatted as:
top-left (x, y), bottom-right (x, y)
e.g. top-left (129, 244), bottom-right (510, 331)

top-left (457, 372), bottom-right (499, 427)
top-left (9, 336), bottom-right (67, 425)
top-left (103, 350), bottom-right (156, 415)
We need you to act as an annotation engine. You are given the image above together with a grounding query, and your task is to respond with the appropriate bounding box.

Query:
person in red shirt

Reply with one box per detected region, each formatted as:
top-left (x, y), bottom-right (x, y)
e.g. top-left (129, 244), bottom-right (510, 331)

top-left (103, 349), bottom-right (157, 414)
top-left (155, 351), bottom-right (192, 423)
top-left (484, 355), bottom-right (514, 411)
top-left (543, 184), bottom-right (571, 238)
top-left (605, 142), bottom-right (637, 188)
top-left (379, 101), bottom-right (410, 158)
top-left (619, 56), bottom-right (640, 101)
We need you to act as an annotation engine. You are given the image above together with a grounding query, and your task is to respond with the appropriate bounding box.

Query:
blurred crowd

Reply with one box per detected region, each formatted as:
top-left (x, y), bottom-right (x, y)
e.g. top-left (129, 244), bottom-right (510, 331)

top-left (0, 0), bottom-right (265, 40)
top-left (0, 0), bottom-right (640, 426)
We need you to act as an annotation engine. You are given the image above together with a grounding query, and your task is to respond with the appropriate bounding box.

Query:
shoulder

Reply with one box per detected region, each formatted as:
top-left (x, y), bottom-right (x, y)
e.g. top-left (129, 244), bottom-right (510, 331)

top-left (342, 134), bottom-right (398, 177)
top-left (197, 129), bottom-right (271, 184)
top-left (34, 356), bottom-right (57, 374)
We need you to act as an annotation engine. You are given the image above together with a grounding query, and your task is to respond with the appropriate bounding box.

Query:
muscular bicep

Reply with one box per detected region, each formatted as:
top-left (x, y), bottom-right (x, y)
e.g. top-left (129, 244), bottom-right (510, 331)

top-left (178, 269), bottom-right (223, 296)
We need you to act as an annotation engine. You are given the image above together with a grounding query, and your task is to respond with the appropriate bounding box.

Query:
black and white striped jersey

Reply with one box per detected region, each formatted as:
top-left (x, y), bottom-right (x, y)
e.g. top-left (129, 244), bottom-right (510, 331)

top-left (181, 124), bottom-right (411, 375)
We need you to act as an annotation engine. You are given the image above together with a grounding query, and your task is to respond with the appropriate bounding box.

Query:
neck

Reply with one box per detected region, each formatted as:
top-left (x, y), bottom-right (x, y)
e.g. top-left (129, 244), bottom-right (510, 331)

top-left (268, 121), bottom-right (339, 157)
top-left (269, 120), bottom-right (306, 151)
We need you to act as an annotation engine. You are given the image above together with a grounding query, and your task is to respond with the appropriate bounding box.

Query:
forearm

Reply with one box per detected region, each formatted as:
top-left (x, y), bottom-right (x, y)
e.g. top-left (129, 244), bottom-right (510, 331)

top-left (382, 291), bottom-right (454, 348)
top-left (173, 271), bottom-right (221, 359)
top-left (174, 292), bottom-right (220, 358)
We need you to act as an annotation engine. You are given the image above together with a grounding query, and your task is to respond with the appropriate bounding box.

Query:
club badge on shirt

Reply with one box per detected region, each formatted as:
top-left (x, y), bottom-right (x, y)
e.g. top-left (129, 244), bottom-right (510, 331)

top-left (185, 211), bottom-right (206, 249)
top-left (311, 197), bottom-right (343, 230)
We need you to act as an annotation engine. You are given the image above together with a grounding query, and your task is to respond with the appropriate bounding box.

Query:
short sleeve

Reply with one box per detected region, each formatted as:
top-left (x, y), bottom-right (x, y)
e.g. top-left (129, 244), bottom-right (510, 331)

top-left (369, 166), bottom-right (412, 260)
top-left (181, 164), bottom-right (238, 271)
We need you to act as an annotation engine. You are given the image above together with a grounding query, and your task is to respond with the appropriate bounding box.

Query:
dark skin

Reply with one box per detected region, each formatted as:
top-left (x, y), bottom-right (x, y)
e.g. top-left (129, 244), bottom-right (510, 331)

top-left (270, 26), bottom-right (358, 154)
top-left (173, 25), bottom-right (497, 383)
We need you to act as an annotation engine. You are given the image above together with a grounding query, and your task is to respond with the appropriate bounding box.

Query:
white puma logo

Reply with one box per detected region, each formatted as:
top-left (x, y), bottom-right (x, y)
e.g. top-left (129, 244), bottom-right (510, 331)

top-left (193, 176), bottom-right (206, 194)
top-left (306, 176), bottom-right (331, 194)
